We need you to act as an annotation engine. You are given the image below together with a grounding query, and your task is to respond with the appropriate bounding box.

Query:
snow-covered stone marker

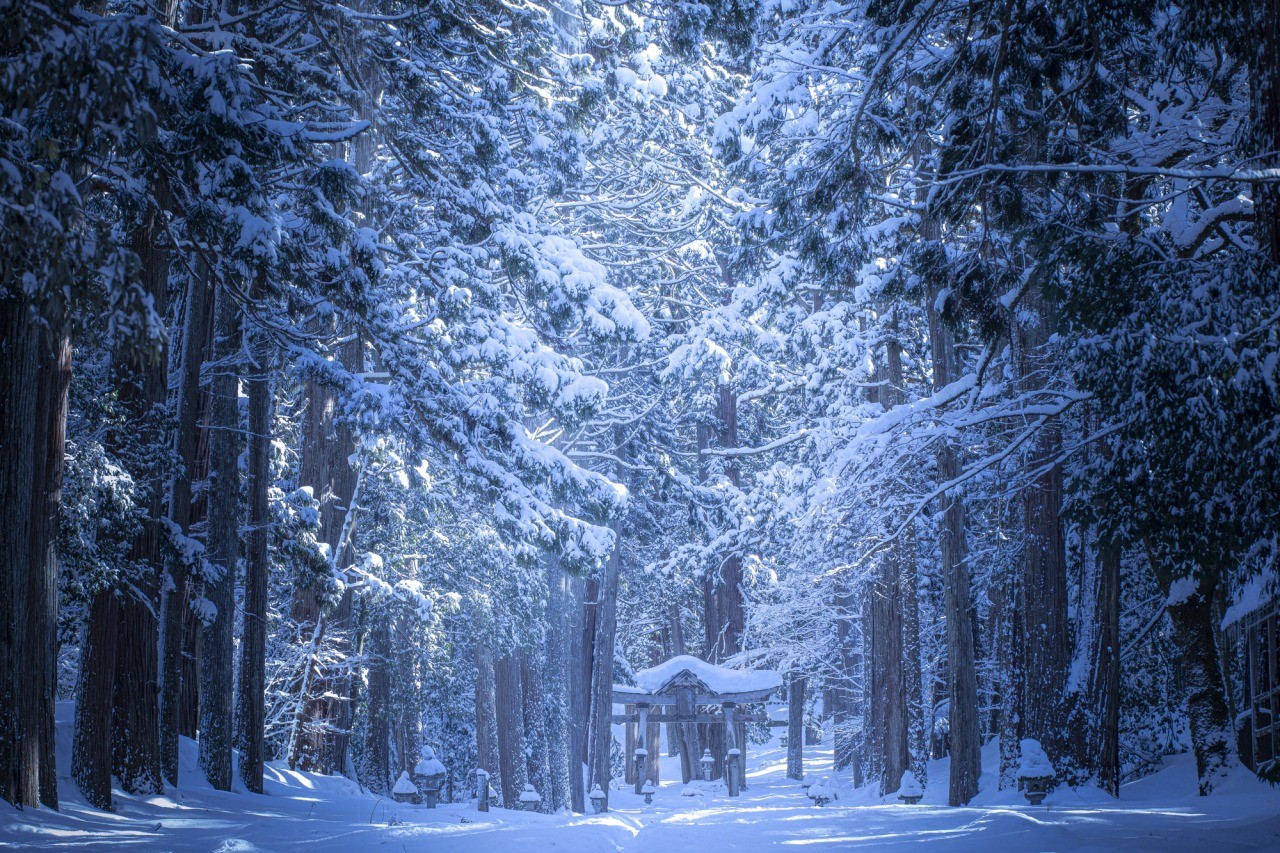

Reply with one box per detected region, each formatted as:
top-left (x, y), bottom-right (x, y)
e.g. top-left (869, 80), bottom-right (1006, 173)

top-left (475, 768), bottom-right (492, 812)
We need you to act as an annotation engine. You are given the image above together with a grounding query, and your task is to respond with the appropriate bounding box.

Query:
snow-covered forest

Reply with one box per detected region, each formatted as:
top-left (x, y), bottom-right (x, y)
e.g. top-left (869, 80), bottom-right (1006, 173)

top-left (3, 0), bottom-right (1280, 849)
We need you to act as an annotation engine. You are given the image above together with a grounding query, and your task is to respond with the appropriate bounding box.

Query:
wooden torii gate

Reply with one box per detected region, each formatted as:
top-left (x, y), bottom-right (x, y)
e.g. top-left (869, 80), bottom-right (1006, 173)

top-left (612, 655), bottom-right (781, 797)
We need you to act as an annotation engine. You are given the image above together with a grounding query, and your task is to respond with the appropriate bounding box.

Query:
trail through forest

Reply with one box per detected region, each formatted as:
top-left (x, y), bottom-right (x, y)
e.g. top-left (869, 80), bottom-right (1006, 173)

top-left (3, 705), bottom-right (1279, 851)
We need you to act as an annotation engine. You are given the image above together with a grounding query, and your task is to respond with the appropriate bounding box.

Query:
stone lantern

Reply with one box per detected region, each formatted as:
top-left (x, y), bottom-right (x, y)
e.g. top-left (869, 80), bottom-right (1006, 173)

top-left (475, 768), bottom-right (492, 812)
top-left (699, 748), bottom-right (715, 782)
top-left (518, 783), bottom-right (542, 812)
top-left (641, 782), bottom-right (657, 805)
top-left (413, 746), bottom-right (448, 808)
top-left (896, 770), bottom-right (924, 805)
top-left (807, 775), bottom-right (833, 807)
top-left (1017, 739), bottom-right (1055, 806)
top-left (589, 784), bottom-right (607, 814)
top-left (392, 771), bottom-right (421, 805)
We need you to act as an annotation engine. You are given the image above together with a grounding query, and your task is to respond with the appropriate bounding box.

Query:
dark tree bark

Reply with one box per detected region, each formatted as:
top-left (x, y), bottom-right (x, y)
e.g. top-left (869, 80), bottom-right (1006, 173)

top-left (361, 619), bottom-right (392, 794)
top-left (107, 200), bottom-right (172, 798)
top-left (235, 314), bottom-right (272, 793)
top-left (1090, 537), bottom-right (1122, 796)
top-left (567, 573), bottom-right (588, 811)
top-left (199, 283), bottom-right (242, 791)
top-left (586, 525), bottom-right (622, 808)
top-left (925, 270), bottom-right (981, 805)
top-left (494, 652), bottom-right (527, 808)
top-left (1011, 283), bottom-right (1071, 765)
top-left (832, 578), bottom-right (860, 778)
top-left (1168, 583), bottom-right (1235, 794)
top-left (865, 335), bottom-right (912, 796)
top-left (886, 337), bottom-right (926, 786)
top-left (161, 265), bottom-right (213, 784)
top-left (73, 589), bottom-right (118, 809)
top-left (1, 274), bottom-right (70, 811)
top-left (288, 338), bottom-right (361, 773)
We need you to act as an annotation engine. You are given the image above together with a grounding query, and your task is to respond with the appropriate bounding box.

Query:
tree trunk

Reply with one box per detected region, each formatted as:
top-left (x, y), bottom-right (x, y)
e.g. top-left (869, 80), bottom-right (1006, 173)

top-left (73, 589), bottom-right (117, 808)
top-left (199, 283), bottom-right (242, 791)
top-left (474, 644), bottom-right (500, 791)
top-left (832, 577), bottom-right (860, 775)
top-left (544, 566), bottom-right (572, 812)
top-left (521, 647), bottom-right (551, 811)
top-left (161, 264), bottom-right (213, 785)
top-left (925, 270), bottom-right (981, 805)
top-left (1144, 540), bottom-right (1237, 795)
top-left (362, 619), bottom-right (392, 794)
top-left (586, 525), bottom-right (622, 807)
top-left (236, 314), bottom-right (272, 793)
top-left (870, 336), bottom-right (911, 796)
top-left (1, 277), bottom-right (70, 811)
top-left (289, 340), bottom-right (361, 772)
top-left (1090, 536), bottom-right (1121, 796)
top-left (1012, 282), bottom-right (1071, 765)
top-left (494, 652), bottom-right (527, 808)
top-left (567, 574), bottom-right (588, 811)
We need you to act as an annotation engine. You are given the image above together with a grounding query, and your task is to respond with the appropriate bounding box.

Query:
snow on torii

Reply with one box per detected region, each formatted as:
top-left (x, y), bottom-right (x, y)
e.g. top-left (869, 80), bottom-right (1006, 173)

top-left (613, 654), bottom-right (782, 706)
top-left (612, 655), bottom-right (782, 798)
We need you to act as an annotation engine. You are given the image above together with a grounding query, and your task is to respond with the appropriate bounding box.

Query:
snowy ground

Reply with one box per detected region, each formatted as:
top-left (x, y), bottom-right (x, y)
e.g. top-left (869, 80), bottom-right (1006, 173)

top-left (4, 705), bottom-right (1280, 851)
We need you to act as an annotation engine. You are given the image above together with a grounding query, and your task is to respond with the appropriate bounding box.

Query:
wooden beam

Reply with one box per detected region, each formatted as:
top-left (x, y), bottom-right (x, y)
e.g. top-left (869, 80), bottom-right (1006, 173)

top-left (611, 712), bottom-right (768, 725)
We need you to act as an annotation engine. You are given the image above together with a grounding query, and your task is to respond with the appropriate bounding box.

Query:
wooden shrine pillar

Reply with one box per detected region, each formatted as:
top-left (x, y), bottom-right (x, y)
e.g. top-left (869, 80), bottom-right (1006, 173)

top-left (723, 701), bottom-right (740, 797)
top-left (634, 703), bottom-right (650, 794)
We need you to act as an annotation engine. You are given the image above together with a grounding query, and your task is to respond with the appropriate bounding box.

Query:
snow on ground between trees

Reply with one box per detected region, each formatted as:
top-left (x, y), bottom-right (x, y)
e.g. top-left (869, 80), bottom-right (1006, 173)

top-left (3, 704), bottom-right (1280, 851)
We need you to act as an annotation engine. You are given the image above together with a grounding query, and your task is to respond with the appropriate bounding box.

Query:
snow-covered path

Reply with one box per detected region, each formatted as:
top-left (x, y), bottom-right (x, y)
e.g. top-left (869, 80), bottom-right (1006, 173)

top-left (4, 709), bottom-right (1280, 851)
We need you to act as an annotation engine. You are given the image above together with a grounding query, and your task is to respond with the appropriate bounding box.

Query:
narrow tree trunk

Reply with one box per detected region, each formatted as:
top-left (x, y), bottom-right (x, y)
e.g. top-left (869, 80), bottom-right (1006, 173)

top-left (1090, 537), bottom-right (1121, 796)
top-left (545, 567), bottom-right (572, 812)
top-left (567, 574), bottom-right (588, 811)
top-left (586, 526), bottom-right (622, 807)
top-left (833, 577), bottom-right (860, 774)
top-left (236, 315), bottom-right (272, 793)
top-left (199, 283), bottom-right (242, 791)
top-left (924, 268), bottom-right (981, 805)
top-left (161, 265), bottom-right (213, 784)
top-left (474, 644), bottom-right (500, 791)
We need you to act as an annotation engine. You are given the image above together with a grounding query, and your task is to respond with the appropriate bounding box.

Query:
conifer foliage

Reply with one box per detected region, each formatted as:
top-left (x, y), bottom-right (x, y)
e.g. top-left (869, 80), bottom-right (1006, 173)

top-left (0, 0), bottom-right (1277, 818)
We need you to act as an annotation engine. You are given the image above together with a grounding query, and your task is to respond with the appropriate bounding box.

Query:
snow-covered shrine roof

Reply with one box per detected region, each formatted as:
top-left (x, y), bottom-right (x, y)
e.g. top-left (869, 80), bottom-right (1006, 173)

top-left (612, 655), bottom-right (782, 706)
